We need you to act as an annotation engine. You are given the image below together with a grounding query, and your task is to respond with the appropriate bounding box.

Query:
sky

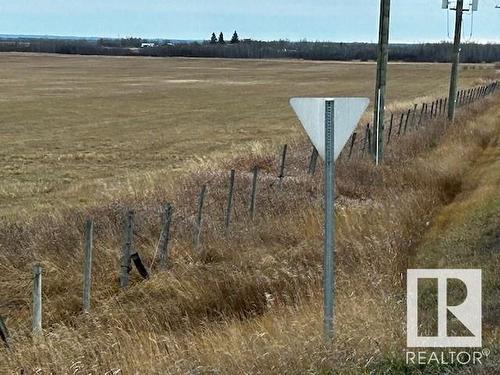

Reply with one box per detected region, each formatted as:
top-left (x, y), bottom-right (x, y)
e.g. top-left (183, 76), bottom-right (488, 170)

top-left (0, 0), bottom-right (499, 43)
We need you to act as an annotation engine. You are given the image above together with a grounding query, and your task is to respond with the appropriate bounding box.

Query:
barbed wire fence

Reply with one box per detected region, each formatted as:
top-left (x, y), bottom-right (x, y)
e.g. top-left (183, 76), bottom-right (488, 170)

top-left (0, 80), bottom-right (497, 347)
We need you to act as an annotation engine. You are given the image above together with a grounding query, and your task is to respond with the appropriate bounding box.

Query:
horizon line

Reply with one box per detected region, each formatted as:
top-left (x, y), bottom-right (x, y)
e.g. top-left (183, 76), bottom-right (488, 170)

top-left (1, 33), bottom-right (500, 45)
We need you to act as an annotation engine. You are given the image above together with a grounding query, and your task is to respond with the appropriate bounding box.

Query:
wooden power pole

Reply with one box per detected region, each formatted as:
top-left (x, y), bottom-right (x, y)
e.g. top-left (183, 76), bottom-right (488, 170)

top-left (373, 0), bottom-right (391, 164)
top-left (447, 0), bottom-right (464, 122)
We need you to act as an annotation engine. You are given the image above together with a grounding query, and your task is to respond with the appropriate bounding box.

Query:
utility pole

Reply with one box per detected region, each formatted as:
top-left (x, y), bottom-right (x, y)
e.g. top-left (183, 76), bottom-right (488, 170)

top-left (447, 0), bottom-right (464, 122)
top-left (373, 0), bottom-right (391, 165)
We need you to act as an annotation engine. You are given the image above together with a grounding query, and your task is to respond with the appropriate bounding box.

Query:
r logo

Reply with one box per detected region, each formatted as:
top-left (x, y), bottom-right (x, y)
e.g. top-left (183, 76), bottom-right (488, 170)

top-left (407, 269), bottom-right (482, 347)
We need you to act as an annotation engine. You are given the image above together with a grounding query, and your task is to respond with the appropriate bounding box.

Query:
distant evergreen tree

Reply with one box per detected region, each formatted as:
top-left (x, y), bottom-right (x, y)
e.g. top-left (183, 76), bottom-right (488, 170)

top-left (230, 31), bottom-right (240, 44)
top-left (218, 32), bottom-right (225, 44)
top-left (210, 32), bottom-right (217, 44)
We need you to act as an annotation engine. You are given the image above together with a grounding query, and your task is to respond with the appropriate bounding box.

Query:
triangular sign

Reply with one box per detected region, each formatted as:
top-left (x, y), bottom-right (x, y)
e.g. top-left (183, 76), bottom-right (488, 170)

top-left (290, 97), bottom-right (369, 161)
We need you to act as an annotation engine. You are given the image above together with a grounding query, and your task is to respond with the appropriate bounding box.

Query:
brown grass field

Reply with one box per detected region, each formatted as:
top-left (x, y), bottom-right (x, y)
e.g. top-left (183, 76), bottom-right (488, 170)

top-left (0, 53), bottom-right (495, 217)
top-left (0, 53), bottom-right (499, 374)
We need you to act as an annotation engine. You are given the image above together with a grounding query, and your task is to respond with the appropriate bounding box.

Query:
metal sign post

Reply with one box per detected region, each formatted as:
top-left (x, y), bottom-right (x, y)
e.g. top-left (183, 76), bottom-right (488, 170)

top-left (290, 97), bottom-right (369, 341)
top-left (375, 89), bottom-right (381, 166)
top-left (323, 100), bottom-right (335, 340)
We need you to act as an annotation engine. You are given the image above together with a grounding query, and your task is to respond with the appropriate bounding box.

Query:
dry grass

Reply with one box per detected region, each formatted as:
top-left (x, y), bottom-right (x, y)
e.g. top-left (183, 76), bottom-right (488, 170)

top-left (0, 53), bottom-right (496, 217)
top-left (0, 82), bottom-right (498, 373)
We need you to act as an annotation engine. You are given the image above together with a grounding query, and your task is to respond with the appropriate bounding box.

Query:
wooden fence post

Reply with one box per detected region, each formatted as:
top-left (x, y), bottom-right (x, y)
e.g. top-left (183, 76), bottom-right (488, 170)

top-left (403, 108), bottom-right (411, 134)
top-left (0, 315), bottom-right (10, 348)
top-left (157, 203), bottom-right (173, 269)
top-left (348, 132), bottom-right (357, 158)
top-left (308, 147), bottom-right (319, 175)
top-left (410, 104), bottom-right (417, 128)
top-left (120, 210), bottom-right (134, 288)
top-left (249, 167), bottom-right (258, 220)
top-left (32, 265), bottom-right (42, 335)
top-left (417, 102), bottom-right (425, 127)
top-left (225, 170), bottom-right (236, 234)
top-left (386, 113), bottom-right (393, 145)
top-left (397, 112), bottom-right (404, 136)
top-left (278, 144), bottom-right (287, 186)
top-left (363, 123), bottom-right (370, 155)
top-left (83, 219), bottom-right (93, 313)
top-left (194, 185), bottom-right (207, 248)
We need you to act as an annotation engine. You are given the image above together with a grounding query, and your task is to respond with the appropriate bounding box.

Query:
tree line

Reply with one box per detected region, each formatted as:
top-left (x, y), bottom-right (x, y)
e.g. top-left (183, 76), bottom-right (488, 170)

top-left (0, 37), bottom-right (499, 63)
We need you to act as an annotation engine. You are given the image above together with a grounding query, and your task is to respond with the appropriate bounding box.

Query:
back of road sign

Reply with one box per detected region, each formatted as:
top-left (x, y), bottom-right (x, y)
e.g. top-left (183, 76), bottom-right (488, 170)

top-left (290, 97), bottom-right (369, 161)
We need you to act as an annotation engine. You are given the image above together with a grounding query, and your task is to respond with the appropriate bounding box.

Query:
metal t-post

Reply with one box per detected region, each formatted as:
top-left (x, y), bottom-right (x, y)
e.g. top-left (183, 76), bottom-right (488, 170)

top-left (324, 100), bottom-right (335, 342)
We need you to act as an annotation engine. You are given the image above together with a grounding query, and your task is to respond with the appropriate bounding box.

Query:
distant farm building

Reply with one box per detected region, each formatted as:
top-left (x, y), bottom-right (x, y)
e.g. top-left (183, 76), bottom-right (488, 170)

top-left (140, 43), bottom-right (155, 48)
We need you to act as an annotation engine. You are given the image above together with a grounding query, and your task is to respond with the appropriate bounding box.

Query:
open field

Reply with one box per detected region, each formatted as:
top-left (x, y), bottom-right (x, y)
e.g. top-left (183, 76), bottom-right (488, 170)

top-left (0, 53), bottom-right (496, 217)
top-left (0, 52), bottom-right (499, 373)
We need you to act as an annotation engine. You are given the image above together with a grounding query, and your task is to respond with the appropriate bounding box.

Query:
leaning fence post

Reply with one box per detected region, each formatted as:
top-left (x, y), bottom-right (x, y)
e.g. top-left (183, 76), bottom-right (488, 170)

top-left (83, 219), bottom-right (93, 313)
top-left (32, 265), bottom-right (42, 336)
top-left (308, 146), bottom-right (319, 175)
top-left (120, 210), bottom-right (134, 288)
top-left (194, 185), bottom-right (207, 248)
top-left (348, 132), bottom-right (357, 157)
top-left (225, 170), bottom-right (236, 234)
top-left (278, 144), bottom-right (288, 187)
top-left (249, 167), bottom-right (258, 220)
top-left (157, 203), bottom-right (173, 269)
top-left (130, 252), bottom-right (149, 279)
top-left (0, 315), bottom-right (10, 348)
